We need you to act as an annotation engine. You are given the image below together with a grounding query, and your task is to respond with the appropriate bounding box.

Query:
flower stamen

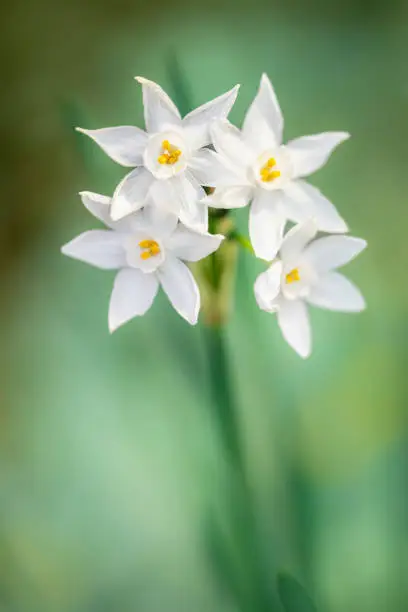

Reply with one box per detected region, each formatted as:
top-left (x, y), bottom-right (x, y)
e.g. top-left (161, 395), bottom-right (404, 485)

top-left (139, 239), bottom-right (161, 260)
top-left (260, 157), bottom-right (281, 182)
top-left (286, 268), bottom-right (300, 284)
top-left (157, 139), bottom-right (182, 165)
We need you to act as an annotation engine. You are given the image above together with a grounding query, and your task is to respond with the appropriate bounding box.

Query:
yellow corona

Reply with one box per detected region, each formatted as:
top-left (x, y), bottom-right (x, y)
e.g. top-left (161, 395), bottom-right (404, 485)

top-left (260, 157), bottom-right (281, 182)
top-left (285, 268), bottom-right (300, 284)
top-left (157, 140), bottom-right (182, 165)
top-left (139, 239), bottom-right (161, 260)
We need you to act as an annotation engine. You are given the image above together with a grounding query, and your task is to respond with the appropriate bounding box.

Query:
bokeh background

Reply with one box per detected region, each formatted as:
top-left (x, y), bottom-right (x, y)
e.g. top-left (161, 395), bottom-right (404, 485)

top-left (2, 0), bottom-right (408, 610)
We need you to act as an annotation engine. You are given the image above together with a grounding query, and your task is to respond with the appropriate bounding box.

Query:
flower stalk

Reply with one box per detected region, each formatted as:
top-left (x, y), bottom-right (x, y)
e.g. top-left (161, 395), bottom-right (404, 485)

top-left (192, 212), bottom-right (238, 326)
top-left (203, 319), bottom-right (278, 611)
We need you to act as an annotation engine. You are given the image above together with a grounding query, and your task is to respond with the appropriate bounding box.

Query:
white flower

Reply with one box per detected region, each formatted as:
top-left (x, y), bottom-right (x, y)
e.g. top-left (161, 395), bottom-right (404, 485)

top-left (206, 73), bottom-right (349, 260)
top-left (61, 192), bottom-right (224, 330)
top-left (254, 221), bottom-right (366, 358)
top-left (76, 78), bottom-right (240, 230)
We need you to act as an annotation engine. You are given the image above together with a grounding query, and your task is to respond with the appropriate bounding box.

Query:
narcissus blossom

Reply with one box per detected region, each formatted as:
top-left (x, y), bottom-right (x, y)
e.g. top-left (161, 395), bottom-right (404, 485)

top-left (65, 72), bottom-right (367, 352)
top-left (61, 192), bottom-right (223, 330)
top-left (77, 78), bottom-right (239, 230)
top-left (206, 74), bottom-right (349, 260)
top-left (254, 221), bottom-right (366, 358)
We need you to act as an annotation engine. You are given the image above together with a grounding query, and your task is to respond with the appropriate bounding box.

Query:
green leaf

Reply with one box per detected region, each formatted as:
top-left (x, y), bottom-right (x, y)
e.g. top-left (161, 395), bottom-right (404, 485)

top-left (277, 573), bottom-right (318, 612)
top-left (166, 54), bottom-right (194, 116)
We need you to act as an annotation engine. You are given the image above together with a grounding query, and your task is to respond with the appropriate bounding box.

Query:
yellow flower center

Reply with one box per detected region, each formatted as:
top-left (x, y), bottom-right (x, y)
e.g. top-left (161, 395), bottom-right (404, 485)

top-left (285, 268), bottom-right (300, 284)
top-left (260, 157), bottom-right (281, 182)
top-left (139, 239), bottom-right (161, 260)
top-left (157, 139), bottom-right (182, 165)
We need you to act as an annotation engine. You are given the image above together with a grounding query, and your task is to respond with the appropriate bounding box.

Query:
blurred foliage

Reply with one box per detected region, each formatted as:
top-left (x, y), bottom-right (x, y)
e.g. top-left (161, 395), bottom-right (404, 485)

top-left (1, 0), bottom-right (408, 610)
top-left (278, 573), bottom-right (318, 612)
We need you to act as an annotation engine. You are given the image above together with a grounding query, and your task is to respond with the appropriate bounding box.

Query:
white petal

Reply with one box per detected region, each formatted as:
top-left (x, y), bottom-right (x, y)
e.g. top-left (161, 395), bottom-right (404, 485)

top-left (303, 235), bottom-right (367, 273)
top-left (249, 190), bottom-right (286, 261)
top-left (188, 149), bottom-right (246, 188)
top-left (135, 76), bottom-right (181, 133)
top-left (182, 85), bottom-right (240, 149)
top-left (242, 73), bottom-right (283, 151)
top-left (76, 126), bottom-right (147, 167)
top-left (80, 191), bottom-right (112, 226)
top-left (179, 203), bottom-right (208, 233)
top-left (286, 132), bottom-right (350, 178)
top-left (211, 120), bottom-right (255, 168)
top-left (168, 225), bottom-right (224, 262)
top-left (284, 180), bottom-right (348, 233)
top-left (307, 272), bottom-right (365, 312)
top-left (110, 167), bottom-right (153, 221)
top-left (273, 189), bottom-right (314, 225)
top-left (149, 178), bottom-right (184, 217)
top-left (78, 191), bottom-right (131, 233)
top-left (108, 268), bottom-right (159, 332)
top-left (61, 230), bottom-right (126, 269)
top-left (280, 219), bottom-right (318, 261)
top-left (277, 298), bottom-right (311, 358)
top-left (178, 172), bottom-right (208, 231)
top-left (151, 174), bottom-right (208, 231)
top-left (158, 257), bottom-right (200, 325)
top-left (254, 261), bottom-right (283, 313)
top-left (142, 199), bottom-right (179, 238)
top-left (204, 186), bottom-right (253, 209)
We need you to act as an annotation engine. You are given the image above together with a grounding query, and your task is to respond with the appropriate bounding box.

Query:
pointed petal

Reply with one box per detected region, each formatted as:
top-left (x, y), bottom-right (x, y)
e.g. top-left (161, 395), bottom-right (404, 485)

top-left (303, 235), bottom-right (367, 273)
top-left (183, 85), bottom-right (240, 149)
top-left (204, 185), bottom-right (253, 209)
top-left (188, 149), bottom-right (246, 188)
top-left (80, 191), bottom-right (112, 226)
top-left (76, 126), bottom-right (147, 167)
top-left (168, 225), bottom-right (224, 262)
top-left (242, 73), bottom-right (283, 151)
top-left (142, 199), bottom-right (179, 238)
top-left (307, 271), bottom-right (366, 312)
top-left (61, 230), bottom-right (126, 269)
top-left (178, 197), bottom-right (208, 232)
top-left (158, 257), bottom-right (200, 325)
top-left (274, 188), bottom-right (315, 225)
top-left (211, 120), bottom-right (255, 168)
top-left (286, 131), bottom-right (350, 178)
top-left (277, 299), bottom-right (311, 358)
top-left (149, 178), bottom-right (184, 217)
top-left (249, 190), bottom-right (286, 261)
top-left (135, 76), bottom-right (181, 133)
top-left (280, 219), bottom-right (318, 261)
top-left (254, 261), bottom-right (283, 313)
top-left (108, 268), bottom-right (159, 332)
top-left (151, 173), bottom-right (208, 231)
top-left (178, 172), bottom-right (208, 231)
top-left (284, 180), bottom-right (348, 233)
top-left (78, 191), bottom-right (131, 233)
top-left (110, 167), bottom-right (153, 221)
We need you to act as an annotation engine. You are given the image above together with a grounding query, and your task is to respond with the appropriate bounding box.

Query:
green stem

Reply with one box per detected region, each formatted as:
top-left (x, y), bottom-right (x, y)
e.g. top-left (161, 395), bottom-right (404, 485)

top-left (228, 230), bottom-right (254, 255)
top-left (204, 326), bottom-right (277, 612)
top-left (204, 325), bottom-right (244, 476)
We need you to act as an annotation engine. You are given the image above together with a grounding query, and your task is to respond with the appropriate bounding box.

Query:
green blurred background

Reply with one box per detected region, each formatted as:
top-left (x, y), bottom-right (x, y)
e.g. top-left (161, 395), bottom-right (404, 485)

top-left (2, 0), bottom-right (408, 610)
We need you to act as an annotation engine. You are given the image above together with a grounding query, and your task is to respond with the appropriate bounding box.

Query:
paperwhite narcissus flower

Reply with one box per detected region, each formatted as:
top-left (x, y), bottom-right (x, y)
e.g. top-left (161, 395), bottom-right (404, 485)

top-left (61, 192), bottom-right (224, 330)
top-left (206, 74), bottom-right (349, 261)
top-left (76, 78), bottom-right (239, 230)
top-left (254, 221), bottom-right (366, 358)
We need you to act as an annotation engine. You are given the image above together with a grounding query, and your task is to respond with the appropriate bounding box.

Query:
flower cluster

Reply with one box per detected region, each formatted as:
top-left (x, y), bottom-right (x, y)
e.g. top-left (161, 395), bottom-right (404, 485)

top-left (62, 74), bottom-right (366, 357)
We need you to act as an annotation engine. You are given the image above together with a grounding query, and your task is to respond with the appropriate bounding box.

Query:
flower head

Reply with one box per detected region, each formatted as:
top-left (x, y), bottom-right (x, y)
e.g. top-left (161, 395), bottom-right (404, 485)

top-left (206, 74), bottom-right (349, 260)
top-left (76, 78), bottom-right (240, 230)
top-left (254, 221), bottom-right (367, 358)
top-left (61, 192), bottom-right (224, 330)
